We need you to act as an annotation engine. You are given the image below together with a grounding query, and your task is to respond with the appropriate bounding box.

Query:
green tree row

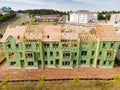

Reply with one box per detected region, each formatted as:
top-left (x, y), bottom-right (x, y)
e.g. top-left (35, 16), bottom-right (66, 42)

top-left (18, 9), bottom-right (67, 16)
top-left (0, 11), bottom-right (16, 23)
top-left (98, 13), bottom-right (111, 20)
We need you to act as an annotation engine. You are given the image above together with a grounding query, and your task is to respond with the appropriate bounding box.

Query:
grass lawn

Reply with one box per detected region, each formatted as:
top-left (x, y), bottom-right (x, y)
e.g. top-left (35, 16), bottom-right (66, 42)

top-left (0, 20), bottom-right (61, 34)
top-left (9, 16), bottom-right (24, 28)
top-left (24, 21), bottom-right (62, 25)
top-left (0, 80), bottom-right (120, 90)
top-left (0, 26), bottom-right (7, 34)
top-left (32, 21), bottom-right (56, 25)
top-left (0, 16), bottom-right (24, 34)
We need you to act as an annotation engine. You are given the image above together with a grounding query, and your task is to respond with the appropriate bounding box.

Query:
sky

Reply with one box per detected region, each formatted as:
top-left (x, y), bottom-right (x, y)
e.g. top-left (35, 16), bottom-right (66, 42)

top-left (0, 0), bottom-right (120, 11)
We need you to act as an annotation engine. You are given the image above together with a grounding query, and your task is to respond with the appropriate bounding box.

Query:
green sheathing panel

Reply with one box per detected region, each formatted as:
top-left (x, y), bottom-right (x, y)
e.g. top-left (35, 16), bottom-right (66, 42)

top-left (22, 42), bottom-right (42, 69)
top-left (79, 41), bottom-right (97, 67)
top-left (3, 36), bottom-right (43, 68)
top-left (97, 41), bottom-right (119, 68)
top-left (2, 35), bottom-right (119, 69)
top-left (3, 36), bottom-right (22, 68)
top-left (60, 42), bottom-right (79, 68)
top-left (42, 42), bottom-right (61, 67)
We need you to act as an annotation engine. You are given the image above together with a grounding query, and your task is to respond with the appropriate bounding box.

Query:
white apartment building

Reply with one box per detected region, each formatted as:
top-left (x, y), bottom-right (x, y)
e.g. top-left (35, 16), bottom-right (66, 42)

top-left (69, 10), bottom-right (98, 24)
top-left (110, 14), bottom-right (120, 24)
top-left (108, 14), bottom-right (120, 36)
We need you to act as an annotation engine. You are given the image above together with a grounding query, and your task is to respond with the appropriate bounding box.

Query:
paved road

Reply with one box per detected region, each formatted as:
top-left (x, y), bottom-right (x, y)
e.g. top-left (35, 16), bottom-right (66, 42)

top-left (0, 13), bottom-right (29, 46)
top-left (0, 13), bottom-right (29, 32)
top-left (15, 13), bottom-right (29, 26)
top-left (0, 15), bottom-right (19, 30)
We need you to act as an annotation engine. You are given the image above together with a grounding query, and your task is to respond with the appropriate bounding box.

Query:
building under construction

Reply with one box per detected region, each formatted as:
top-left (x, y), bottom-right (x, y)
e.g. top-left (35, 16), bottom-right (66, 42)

top-left (1, 24), bottom-right (120, 69)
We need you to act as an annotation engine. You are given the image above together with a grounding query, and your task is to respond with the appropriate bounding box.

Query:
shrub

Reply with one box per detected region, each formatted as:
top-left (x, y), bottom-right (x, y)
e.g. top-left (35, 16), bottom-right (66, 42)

top-left (0, 77), bottom-right (10, 88)
top-left (38, 76), bottom-right (46, 84)
top-left (114, 75), bottom-right (120, 83)
top-left (73, 77), bottom-right (80, 83)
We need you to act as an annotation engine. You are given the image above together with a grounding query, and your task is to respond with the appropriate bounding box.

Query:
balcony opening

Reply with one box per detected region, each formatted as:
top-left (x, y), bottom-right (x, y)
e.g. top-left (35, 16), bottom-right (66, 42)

top-left (92, 51), bottom-right (95, 56)
top-left (56, 52), bottom-right (59, 57)
top-left (37, 53), bottom-right (40, 57)
top-left (28, 62), bottom-right (34, 66)
top-left (53, 44), bottom-right (59, 48)
top-left (50, 52), bottom-right (53, 56)
top-left (44, 52), bottom-right (47, 57)
top-left (111, 43), bottom-right (114, 48)
top-left (20, 60), bottom-right (25, 68)
top-left (26, 53), bottom-right (33, 58)
top-left (103, 61), bottom-right (106, 65)
top-left (20, 52), bottom-right (23, 57)
top-left (62, 62), bottom-right (64, 65)
top-left (16, 44), bottom-right (19, 49)
top-left (107, 50), bottom-right (114, 58)
top-left (10, 62), bottom-right (16, 66)
top-left (38, 60), bottom-right (42, 67)
top-left (62, 44), bottom-right (68, 48)
top-left (82, 42), bottom-right (88, 48)
top-left (56, 59), bottom-right (59, 67)
top-left (99, 52), bottom-right (102, 56)
top-left (9, 52), bottom-right (14, 59)
top-left (36, 44), bottom-right (40, 49)
top-left (7, 44), bottom-right (11, 49)
top-left (50, 61), bottom-right (53, 65)
top-left (74, 52), bottom-right (77, 57)
top-left (109, 61), bottom-right (112, 65)
top-left (81, 60), bottom-right (86, 64)
top-left (44, 44), bottom-right (49, 48)
top-left (72, 44), bottom-right (77, 48)
top-left (73, 60), bottom-right (76, 67)
top-left (25, 44), bottom-right (31, 49)
top-left (63, 52), bottom-right (70, 58)
top-left (90, 59), bottom-right (93, 64)
top-left (45, 61), bottom-right (48, 65)
top-left (81, 51), bottom-right (87, 56)
top-left (97, 59), bottom-right (100, 65)
top-left (103, 43), bottom-right (106, 48)
top-left (65, 61), bottom-right (70, 65)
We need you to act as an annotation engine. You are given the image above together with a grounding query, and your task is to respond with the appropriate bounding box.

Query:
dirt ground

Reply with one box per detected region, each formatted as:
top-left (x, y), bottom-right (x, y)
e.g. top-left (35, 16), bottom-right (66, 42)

top-left (1, 80), bottom-right (120, 90)
top-left (0, 61), bottom-right (120, 81)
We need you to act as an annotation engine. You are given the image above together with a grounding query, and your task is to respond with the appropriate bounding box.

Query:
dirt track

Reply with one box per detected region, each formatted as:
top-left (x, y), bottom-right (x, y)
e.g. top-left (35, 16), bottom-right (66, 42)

top-left (0, 61), bottom-right (120, 81)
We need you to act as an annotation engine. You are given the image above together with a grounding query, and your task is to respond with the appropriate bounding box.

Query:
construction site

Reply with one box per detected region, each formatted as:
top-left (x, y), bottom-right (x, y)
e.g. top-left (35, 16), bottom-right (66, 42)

top-left (0, 24), bottom-right (120, 69)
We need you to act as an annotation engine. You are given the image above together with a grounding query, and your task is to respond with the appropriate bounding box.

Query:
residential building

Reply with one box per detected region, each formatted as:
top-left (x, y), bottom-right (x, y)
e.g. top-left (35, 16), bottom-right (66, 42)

top-left (35, 14), bottom-right (60, 22)
top-left (109, 14), bottom-right (120, 24)
top-left (69, 10), bottom-right (98, 24)
top-left (1, 24), bottom-right (119, 69)
top-left (0, 9), bottom-right (8, 15)
top-left (108, 14), bottom-right (120, 36)
top-left (59, 15), bottom-right (68, 23)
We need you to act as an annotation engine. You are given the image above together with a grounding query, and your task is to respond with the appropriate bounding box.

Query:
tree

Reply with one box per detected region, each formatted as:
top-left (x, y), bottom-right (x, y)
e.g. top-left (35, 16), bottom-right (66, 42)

top-left (68, 11), bottom-right (70, 21)
top-left (0, 11), bottom-right (16, 23)
top-left (18, 9), bottom-right (67, 16)
top-left (0, 34), bottom-right (3, 38)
